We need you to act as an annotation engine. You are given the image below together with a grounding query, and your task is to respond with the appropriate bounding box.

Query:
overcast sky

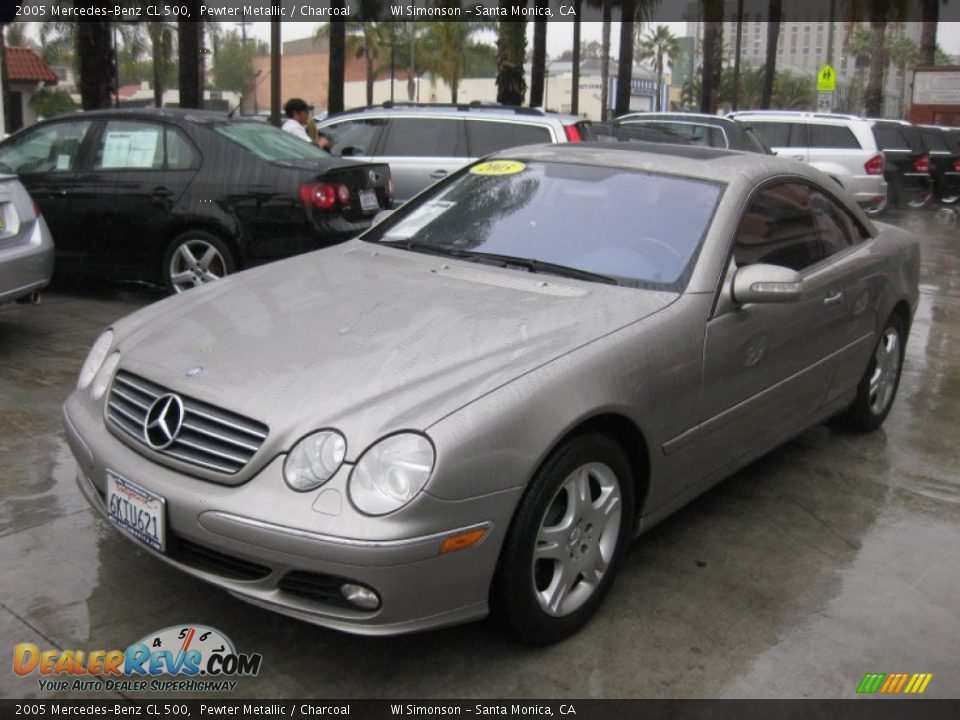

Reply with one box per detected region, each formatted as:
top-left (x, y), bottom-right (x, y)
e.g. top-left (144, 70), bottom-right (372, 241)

top-left (242, 21), bottom-right (960, 57)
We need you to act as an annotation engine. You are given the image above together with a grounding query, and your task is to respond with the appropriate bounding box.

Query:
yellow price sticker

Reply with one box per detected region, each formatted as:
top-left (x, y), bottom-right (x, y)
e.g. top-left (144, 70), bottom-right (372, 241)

top-left (470, 160), bottom-right (527, 176)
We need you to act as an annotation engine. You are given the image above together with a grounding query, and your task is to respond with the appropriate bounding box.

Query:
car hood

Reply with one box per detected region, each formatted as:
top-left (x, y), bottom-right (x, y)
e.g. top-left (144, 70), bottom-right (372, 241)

top-left (112, 241), bottom-right (676, 462)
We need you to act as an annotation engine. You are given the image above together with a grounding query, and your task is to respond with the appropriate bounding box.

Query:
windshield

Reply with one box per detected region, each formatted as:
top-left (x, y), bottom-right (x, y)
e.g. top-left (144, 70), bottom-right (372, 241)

top-left (365, 160), bottom-right (723, 290)
top-left (213, 121), bottom-right (329, 161)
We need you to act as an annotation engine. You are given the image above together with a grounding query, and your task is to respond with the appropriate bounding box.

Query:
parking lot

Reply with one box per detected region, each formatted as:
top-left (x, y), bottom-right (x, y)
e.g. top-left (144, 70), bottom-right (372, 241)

top-left (1, 206), bottom-right (958, 700)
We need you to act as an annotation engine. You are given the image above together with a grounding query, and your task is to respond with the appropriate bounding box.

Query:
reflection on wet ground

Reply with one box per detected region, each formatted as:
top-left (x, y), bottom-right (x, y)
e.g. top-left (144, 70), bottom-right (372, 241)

top-left (1, 214), bottom-right (958, 699)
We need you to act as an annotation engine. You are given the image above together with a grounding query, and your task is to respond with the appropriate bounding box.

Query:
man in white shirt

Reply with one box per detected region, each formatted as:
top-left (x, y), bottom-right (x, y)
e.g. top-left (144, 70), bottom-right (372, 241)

top-left (281, 98), bottom-right (312, 142)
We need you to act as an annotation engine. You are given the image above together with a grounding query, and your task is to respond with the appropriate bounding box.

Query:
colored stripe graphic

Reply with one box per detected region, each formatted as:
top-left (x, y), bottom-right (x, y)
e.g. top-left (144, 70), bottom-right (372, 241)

top-left (857, 673), bottom-right (886, 694)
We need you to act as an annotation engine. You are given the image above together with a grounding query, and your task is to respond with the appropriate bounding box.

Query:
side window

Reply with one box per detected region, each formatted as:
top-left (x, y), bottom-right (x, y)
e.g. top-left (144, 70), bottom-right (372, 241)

top-left (921, 128), bottom-right (949, 153)
top-left (750, 121), bottom-right (805, 148)
top-left (381, 118), bottom-right (465, 157)
top-left (0, 120), bottom-right (92, 174)
top-left (165, 127), bottom-right (197, 169)
top-left (467, 121), bottom-right (552, 156)
top-left (811, 191), bottom-right (864, 257)
top-left (808, 124), bottom-right (861, 149)
top-left (734, 183), bottom-right (823, 272)
top-left (321, 117), bottom-right (386, 157)
top-left (95, 121), bottom-right (164, 170)
top-left (874, 126), bottom-right (909, 151)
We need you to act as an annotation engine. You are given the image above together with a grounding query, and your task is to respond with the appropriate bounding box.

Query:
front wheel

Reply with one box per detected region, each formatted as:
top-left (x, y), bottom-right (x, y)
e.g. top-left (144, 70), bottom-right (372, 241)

top-left (838, 313), bottom-right (906, 432)
top-left (493, 433), bottom-right (635, 645)
top-left (163, 231), bottom-right (237, 294)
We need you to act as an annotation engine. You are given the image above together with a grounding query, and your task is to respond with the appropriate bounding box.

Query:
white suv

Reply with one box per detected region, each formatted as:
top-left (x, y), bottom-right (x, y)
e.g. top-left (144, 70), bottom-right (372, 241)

top-left (318, 103), bottom-right (590, 204)
top-left (728, 111), bottom-right (887, 215)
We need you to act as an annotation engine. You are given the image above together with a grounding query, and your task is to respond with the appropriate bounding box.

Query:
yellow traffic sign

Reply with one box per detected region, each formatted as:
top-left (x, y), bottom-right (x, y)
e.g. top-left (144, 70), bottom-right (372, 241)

top-left (818, 64), bottom-right (837, 92)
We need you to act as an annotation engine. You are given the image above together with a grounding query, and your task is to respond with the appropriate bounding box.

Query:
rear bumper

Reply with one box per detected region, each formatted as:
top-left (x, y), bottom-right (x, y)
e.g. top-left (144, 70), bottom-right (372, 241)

top-left (0, 217), bottom-right (54, 305)
top-left (839, 175), bottom-right (887, 207)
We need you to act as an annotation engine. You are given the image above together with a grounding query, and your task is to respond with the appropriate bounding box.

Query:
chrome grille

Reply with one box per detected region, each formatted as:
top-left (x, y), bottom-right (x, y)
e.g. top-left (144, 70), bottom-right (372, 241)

top-left (106, 371), bottom-right (268, 475)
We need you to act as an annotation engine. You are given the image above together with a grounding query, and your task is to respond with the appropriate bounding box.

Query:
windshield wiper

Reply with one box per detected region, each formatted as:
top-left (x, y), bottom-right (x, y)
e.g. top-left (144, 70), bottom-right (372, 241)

top-left (378, 241), bottom-right (619, 286)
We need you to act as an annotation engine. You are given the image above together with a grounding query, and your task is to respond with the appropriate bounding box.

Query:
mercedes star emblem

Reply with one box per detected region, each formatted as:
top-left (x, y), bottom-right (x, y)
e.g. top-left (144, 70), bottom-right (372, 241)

top-left (143, 394), bottom-right (185, 450)
top-left (185, 366), bottom-right (203, 378)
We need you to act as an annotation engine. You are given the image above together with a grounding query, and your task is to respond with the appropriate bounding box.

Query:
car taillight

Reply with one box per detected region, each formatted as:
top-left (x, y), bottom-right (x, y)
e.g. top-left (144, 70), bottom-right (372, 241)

top-left (33, 202), bottom-right (42, 219)
top-left (299, 182), bottom-right (337, 210)
top-left (914, 154), bottom-right (930, 173)
top-left (564, 125), bottom-right (582, 142)
top-left (953, 157), bottom-right (960, 172)
top-left (864, 154), bottom-right (884, 175)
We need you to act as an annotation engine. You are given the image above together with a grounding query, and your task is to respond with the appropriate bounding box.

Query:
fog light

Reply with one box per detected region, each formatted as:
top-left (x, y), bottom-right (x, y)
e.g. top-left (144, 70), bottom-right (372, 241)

top-left (340, 583), bottom-right (380, 610)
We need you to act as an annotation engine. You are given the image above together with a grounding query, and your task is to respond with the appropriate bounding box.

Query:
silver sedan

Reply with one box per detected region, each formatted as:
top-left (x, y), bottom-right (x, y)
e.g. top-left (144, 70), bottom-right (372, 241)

top-left (0, 174), bottom-right (54, 307)
top-left (63, 144), bottom-right (919, 644)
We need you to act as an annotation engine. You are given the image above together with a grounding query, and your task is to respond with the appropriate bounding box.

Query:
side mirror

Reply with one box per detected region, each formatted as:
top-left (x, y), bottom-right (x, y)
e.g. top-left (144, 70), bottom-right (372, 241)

top-left (341, 146), bottom-right (363, 157)
top-left (373, 209), bottom-right (394, 225)
top-left (732, 264), bottom-right (802, 304)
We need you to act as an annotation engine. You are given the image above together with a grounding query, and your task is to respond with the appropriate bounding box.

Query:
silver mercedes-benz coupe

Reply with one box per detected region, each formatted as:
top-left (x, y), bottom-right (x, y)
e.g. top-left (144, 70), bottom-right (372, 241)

top-left (64, 144), bottom-right (919, 644)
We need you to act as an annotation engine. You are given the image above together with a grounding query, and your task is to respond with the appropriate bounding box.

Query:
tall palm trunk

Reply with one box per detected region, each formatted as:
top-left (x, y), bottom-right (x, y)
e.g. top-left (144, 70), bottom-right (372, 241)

top-left (77, 21), bottom-right (113, 110)
top-left (761, 0), bottom-right (782, 108)
top-left (865, 21), bottom-right (888, 117)
top-left (496, 15), bottom-right (527, 106)
top-left (614, 0), bottom-right (635, 117)
top-left (529, 15), bottom-right (547, 107)
top-left (329, 7), bottom-right (346, 113)
top-left (920, 0), bottom-right (938, 66)
top-left (178, 12), bottom-right (202, 109)
top-left (600, 0), bottom-right (611, 121)
top-left (700, 0), bottom-right (723, 114)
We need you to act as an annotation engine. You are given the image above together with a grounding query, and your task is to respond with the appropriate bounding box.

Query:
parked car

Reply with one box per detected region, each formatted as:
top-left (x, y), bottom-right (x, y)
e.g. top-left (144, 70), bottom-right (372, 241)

top-left (728, 111), bottom-right (888, 215)
top-left (64, 143), bottom-right (918, 644)
top-left (598, 112), bottom-right (771, 153)
top-left (0, 109), bottom-right (392, 293)
top-left (868, 118), bottom-right (933, 210)
top-left (0, 174), bottom-right (54, 307)
top-left (317, 102), bottom-right (590, 203)
top-left (917, 124), bottom-right (960, 205)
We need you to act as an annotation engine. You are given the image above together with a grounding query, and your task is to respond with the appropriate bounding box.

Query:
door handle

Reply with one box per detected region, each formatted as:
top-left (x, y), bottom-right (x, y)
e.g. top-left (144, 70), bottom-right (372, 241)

top-left (151, 187), bottom-right (174, 198)
top-left (429, 170), bottom-right (448, 179)
top-left (824, 290), bottom-right (844, 306)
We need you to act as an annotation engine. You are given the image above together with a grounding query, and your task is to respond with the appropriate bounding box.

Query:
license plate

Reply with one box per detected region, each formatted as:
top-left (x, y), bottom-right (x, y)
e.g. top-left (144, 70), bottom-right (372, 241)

top-left (106, 471), bottom-right (166, 553)
top-left (359, 189), bottom-right (379, 212)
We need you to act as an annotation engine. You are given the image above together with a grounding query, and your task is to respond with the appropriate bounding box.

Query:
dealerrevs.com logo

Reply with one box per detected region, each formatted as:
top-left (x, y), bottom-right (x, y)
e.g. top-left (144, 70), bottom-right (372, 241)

top-left (13, 625), bottom-right (262, 693)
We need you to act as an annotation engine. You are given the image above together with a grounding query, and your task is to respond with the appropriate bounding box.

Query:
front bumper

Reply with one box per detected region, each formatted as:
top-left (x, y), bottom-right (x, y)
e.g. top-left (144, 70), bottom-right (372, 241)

top-left (64, 393), bottom-right (522, 636)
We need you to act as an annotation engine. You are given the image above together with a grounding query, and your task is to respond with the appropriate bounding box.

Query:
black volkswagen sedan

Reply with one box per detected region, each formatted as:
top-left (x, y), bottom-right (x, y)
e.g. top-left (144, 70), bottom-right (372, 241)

top-left (0, 109), bottom-right (392, 293)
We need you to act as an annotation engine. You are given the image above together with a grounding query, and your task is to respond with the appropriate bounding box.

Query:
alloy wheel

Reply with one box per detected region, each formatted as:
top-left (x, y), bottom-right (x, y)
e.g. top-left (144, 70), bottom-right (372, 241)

top-left (168, 239), bottom-right (228, 293)
top-left (868, 326), bottom-right (901, 416)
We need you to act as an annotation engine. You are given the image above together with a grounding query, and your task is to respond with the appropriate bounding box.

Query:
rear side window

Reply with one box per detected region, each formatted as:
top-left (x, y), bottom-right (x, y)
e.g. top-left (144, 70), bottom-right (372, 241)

top-left (874, 126), bottom-right (910, 151)
top-left (381, 118), bottom-right (466, 157)
top-left (734, 183), bottom-right (823, 272)
top-left (921, 128), bottom-right (950, 153)
top-left (0, 120), bottom-right (92, 174)
top-left (467, 121), bottom-right (552, 156)
top-left (321, 117), bottom-right (386, 157)
top-left (750, 121), bottom-right (805, 148)
top-left (811, 190), bottom-right (863, 257)
top-left (94, 121), bottom-right (195, 170)
top-left (808, 124), bottom-right (861, 149)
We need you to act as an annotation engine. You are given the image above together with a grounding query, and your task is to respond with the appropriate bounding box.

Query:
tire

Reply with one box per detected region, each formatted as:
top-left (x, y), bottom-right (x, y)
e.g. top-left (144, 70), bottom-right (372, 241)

top-left (906, 188), bottom-right (933, 210)
top-left (493, 433), bottom-right (635, 645)
top-left (163, 231), bottom-right (237, 294)
top-left (838, 313), bottom-right (906, 432)
top-left (864, 194), bottom-right (888, 218)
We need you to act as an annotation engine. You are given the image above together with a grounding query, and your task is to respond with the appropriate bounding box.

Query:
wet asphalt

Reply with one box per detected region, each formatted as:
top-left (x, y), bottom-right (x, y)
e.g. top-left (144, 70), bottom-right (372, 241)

top-left (1, 208), bottom-right (958, 700)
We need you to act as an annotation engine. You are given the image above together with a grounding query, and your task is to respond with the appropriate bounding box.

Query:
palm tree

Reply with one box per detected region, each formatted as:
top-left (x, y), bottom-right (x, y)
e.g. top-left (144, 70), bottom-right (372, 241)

top-left (570, 0), bottom-right (582, 114)
top-left (147, 22), bottom-right (175, 108)
top-left (496, 13), bottom-right (527, 105)
top-left (614, 1), bottom-right (632, 116)
top-left (846, 26), bottom-right (873, 113)
top-left (178, 8), bottom-right (202, 109)
top-left (699, 0), bottom-right (723, 114)
top-left (5, 23), bottom-right (30, 47)
top-left (845, 0), bottom-right (908, 117)
top-left (77, 22), bottom-right (113, 109)
top-left (774, 70), bottom-right (815, 109)
top-left (529, 10), bottom-right (548, 108)
top-left (329, 5), bottom-right (347, 114)
top-left (636, 24), bottom-right (680, 112)
top-left (887, 34), bottom-right (919, 118)
top-left (919, 0), bottom-right (942, 67)
top-left (761, 0), bottom-right (783, 109)
top-left (38, 23), bottom-right (74, 66)
top-left (423, 20), bottom-right (487, 103)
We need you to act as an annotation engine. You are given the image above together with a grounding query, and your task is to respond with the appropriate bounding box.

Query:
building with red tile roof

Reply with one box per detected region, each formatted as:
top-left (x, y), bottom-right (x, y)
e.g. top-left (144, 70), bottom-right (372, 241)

top-left (3, 46), bottom-right (60, 133)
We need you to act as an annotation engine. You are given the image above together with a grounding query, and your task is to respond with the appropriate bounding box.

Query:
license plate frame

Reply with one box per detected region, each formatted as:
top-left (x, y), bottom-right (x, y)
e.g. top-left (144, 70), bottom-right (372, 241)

top-left (359, 189), bottom-right (379, 212)
top-left (106, 471), bottom-right (166, 553)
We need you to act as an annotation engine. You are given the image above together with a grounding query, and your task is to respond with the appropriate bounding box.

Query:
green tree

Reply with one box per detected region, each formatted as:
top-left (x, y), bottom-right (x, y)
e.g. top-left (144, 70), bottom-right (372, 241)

top-left (636, 24), bottom-right (680, 112)
top-left (212, 30), bottom-right (260, 95)
top-left (422, 18), bottom-right (488, 103)
top-left (29, 87), bottom-right (76, 118)
top-left (773, 70), bottom-right (815, 109)
top-left (845, 27), bottom-right (873, 113)
top-left (887, 34), bottom-right (919, 118)
top-left (5, 22), bottom-right (32, 48)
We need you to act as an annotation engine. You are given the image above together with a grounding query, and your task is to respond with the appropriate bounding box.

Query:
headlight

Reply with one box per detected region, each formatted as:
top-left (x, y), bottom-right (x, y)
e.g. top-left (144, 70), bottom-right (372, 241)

top-left (284, 430), bottom-right (347, 492)
top-left (349, 433), bottom-right (435, 516)
top-left (77, 330), bottom-right (113, 391)
top-left (90, 351), bottom-right (121, 401)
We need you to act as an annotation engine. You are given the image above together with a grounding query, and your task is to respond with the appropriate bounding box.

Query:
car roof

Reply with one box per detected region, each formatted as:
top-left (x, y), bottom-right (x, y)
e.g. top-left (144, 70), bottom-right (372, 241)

top-left (618, 112), bottom-right (739, 126)
top-left (327, 102), bottom-right (581, 124)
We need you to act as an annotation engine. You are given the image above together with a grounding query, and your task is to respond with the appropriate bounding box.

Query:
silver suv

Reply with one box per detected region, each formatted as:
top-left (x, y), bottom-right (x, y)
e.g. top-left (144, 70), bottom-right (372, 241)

top-left (317, 103), bottom-right (590, 204)
top-left (728, 111), bottom-right (887, 215)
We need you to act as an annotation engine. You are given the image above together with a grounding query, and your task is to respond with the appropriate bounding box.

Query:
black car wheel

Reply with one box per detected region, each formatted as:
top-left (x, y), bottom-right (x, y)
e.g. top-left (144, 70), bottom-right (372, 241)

top-left (864, 194), bottom-right (888, 217)
top-left (164, 231), bottom-right (237, 294)
top-left (906, 189), bottom-right (933, 210)
top-left (494, 433), bottom-right (635, 645)
top-left (839, 313), bottom-right (906, 432)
